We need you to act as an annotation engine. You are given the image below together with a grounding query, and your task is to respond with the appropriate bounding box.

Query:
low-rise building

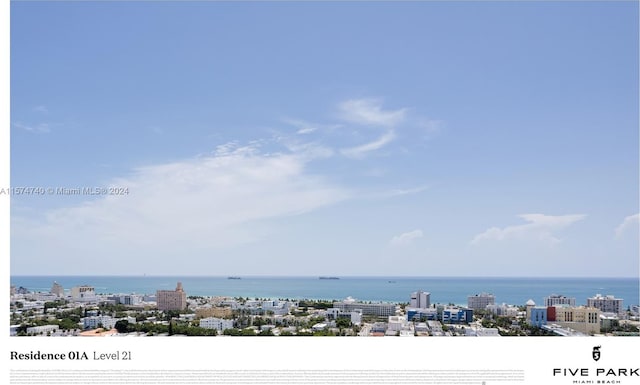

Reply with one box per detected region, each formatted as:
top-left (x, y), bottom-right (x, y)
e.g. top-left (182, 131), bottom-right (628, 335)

top-left (485, 303), bottom-right (519, 317)
top-left (476, 328), bottom-right (500, 336)
top-left (27, 325), bottom-right (59, 335)
top-left (83, 315), bottom-right (117, 330)
top-left (442, 308), bottom-right (473, 324)
top-left (599, 312), bottom-right (620, 332)
top-left (311, 323), bottom-right (328, 331)
top-left (333, 297), bottom-right (396, 317)
top-left (406, 307), bottom-right (438, 322)
top-left (370, 322), bottom-right (387, 335)
top-left (529, 307), bottom-right (548, 327)
top-left (542, 323), bottom-right (587, 336)
top-left (260, 300), bottom-right (291, 316)
top-left (199, 317), bottom-right (234, 332)
top-left (326, 308), bottom-right (362, 325)
top-left (31, 292), bottom-right (60, 302)
top-left (196, 306), bottom-right (233, 319)
top-left (414, 322), bottom-right (429, 333)
top-left (387, 315), bottom-right (410, 332)
top-left (554, 306), bottom-right (601, 335)
top-left (427, 321), bottom-right (444, 336)
top-left (16, 300), bottom-right (46, 311)
top-left (115, 294), bottom-right (143, 306)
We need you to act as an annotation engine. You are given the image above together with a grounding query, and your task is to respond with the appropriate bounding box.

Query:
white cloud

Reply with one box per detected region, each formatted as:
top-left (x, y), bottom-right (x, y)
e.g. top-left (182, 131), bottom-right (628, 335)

top-left (297, 127), bottom-right (315, 134)
top-left (364, 185), bottom-right (429, 199)
top-left (471, 214), bottom-right (586, 245)
top-left (12, 121), bottom-right (51, 133)
top-left (615, 213), bottom-right (639, 238)
top-left (11, 144), bottom-right (351, 272)
top-left (388, 185), bottom-right (429, 197)
top-left (273, 133), bottom-right (335, 162)
top-left (281, 141), bottom-right (334, 161)
top-left (11, 97), bottom-right (443, 274)
top-left (32, 105), bottom-right (49, 113)
top-left (341, 130), bottom-right (396, 158)
top-left (339, 99), bottom-right (407, 127)
top-left (282, 118), bottom-right (342, 135)
top-left (283, 99), bottom-right (428, 159)
top-left (390, 229), bottom-right (424, 246)
top-left (214, 140), bottom-right (241, 156)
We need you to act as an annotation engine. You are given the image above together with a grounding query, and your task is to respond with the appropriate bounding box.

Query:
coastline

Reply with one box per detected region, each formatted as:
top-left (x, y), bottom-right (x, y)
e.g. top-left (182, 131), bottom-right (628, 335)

top-left (9, 275), bottom-right (640, 308)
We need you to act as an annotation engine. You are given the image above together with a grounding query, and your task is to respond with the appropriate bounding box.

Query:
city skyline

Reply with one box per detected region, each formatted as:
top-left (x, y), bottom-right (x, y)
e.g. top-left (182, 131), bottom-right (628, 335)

top-left (8, 2), bottom-right (639, 277)
top-left (10, 277), bottom-right (638, 338)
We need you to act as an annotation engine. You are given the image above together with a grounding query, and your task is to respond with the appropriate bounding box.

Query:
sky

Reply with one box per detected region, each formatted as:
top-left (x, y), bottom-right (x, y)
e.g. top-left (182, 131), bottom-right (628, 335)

top-left (7, 1), bottom-right (639, 277)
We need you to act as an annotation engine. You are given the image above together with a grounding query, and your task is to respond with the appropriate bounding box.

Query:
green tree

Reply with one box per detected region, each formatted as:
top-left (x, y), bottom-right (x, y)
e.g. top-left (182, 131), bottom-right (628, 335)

top-left (58, 318), bottom-right (80, 331)
top-left (114, 320), bottom-right (130, 334)
top-left (335, 318), bottom-right (351, 329)
top-left (165, 310), bottom-right (181, 320)
top-left (252, 317), bottom-right (267, 328)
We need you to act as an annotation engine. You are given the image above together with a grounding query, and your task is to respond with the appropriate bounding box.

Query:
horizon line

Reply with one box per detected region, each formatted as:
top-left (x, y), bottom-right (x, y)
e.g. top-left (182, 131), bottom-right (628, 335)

top-left (9, 274), bottom-right (640, 280)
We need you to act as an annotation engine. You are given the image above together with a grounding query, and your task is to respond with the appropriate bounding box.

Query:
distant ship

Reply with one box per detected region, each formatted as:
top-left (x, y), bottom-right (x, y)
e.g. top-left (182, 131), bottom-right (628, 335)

top-left (319, 276), bottom-right (339, 280)
top-left (227, 276), bottom-right (241, 280)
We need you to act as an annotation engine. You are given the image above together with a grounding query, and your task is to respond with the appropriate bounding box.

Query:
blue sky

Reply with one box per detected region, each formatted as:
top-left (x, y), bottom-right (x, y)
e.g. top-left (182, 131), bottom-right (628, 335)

top-left (8, 1), bottom-right (639, 277)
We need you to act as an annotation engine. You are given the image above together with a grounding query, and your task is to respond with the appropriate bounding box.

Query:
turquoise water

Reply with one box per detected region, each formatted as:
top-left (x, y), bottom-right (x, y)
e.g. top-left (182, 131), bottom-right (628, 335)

top-left (10, 276), bottom-right (639, 307)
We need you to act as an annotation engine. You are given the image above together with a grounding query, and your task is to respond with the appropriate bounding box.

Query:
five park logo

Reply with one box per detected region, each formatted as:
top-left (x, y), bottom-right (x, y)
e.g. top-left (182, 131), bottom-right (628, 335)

top-left (592, 346), bottom-right (601, 362)
top-left (552, 344), bottom-right (639, 384)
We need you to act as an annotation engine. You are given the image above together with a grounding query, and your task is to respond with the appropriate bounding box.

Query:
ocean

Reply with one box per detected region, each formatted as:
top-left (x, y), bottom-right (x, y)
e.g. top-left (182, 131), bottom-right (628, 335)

top-left (10, 276), bottom-right (640, 308)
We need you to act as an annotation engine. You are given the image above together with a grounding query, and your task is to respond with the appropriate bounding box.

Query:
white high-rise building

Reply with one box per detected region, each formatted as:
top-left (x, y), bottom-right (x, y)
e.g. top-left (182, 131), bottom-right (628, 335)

top-left (544, 294), bottom-right (576, 307)
top-left (410, 290), bottom-right (431, 309)
top-left (467, 293), bottom-right (495, 311)
top-left (587, 294), bottom-right (624, 315)
top-left (70, 285), bottom-right (97, 302)
top-left (50, 281), bottom-right (64, 298)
